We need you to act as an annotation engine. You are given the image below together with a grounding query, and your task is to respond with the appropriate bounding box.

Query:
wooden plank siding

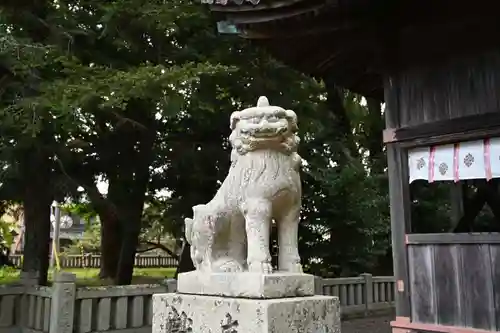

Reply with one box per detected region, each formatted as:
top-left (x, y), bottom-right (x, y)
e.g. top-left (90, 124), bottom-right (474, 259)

top-left (407, 237), bottom-right (500, 331)
top-left (381, 50), bottom-right (500, 150)
top-left (383, 112), bottom-right (500, 148)
top-left (385, 51), bottom-right (500, 129)
top-left (433, 245), bottom-right (462, 327)
top-left (408, 245), bottom-right (437, 324)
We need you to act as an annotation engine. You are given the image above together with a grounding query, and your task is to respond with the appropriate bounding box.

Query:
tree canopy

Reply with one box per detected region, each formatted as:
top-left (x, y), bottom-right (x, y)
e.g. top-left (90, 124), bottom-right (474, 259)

top-left (1, 0), bottom-right (489, 284)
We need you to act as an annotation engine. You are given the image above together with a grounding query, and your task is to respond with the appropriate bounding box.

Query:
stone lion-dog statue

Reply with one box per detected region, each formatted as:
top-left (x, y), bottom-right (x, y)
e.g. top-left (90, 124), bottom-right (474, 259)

top-left (184, 96), bottom-right (302, 274)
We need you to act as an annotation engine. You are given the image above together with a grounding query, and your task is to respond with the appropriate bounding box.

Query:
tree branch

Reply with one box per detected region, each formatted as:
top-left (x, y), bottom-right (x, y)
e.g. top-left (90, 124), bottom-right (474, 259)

top-left (136, 247), bottom-right (156, 253)
top-left (54, 155), bottom-right (120, 223)
top-left (139, 241), bottom-right (179, 260)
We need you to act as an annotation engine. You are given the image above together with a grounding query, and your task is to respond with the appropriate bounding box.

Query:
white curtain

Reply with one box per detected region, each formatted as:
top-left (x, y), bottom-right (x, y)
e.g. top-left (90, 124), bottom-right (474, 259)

top-left (408, 138), bottom-right (500, 183)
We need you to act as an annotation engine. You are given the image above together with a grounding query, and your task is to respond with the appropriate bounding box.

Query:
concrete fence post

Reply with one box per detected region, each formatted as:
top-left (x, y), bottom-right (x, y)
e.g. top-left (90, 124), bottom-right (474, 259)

top-left (20, 271), bottom-right (39, 325)
top-left (49, 272), bottom-right (76, 333)
top-left (20, 271), bottom-right (39, 286)
top-left (314, 276), bottom-right (324, 295)
top-left (163, 278), bottom-right (178, 293)
top-left (361, 273), bottom-right (373, 314)
top-left (84, 253), bottom-right (91, 268)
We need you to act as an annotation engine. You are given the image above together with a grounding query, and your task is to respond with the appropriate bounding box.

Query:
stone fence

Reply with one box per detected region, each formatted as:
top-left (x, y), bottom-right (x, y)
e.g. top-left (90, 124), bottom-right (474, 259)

top-left (315, 274), bottom-right (395, 316)
top-left (8, 254), bottom-right (178, 269)
top-left (0, 273), bottom-right (394, 333)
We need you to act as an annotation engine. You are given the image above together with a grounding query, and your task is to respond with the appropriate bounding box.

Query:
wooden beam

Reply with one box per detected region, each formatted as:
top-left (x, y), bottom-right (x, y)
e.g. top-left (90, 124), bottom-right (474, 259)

top-left (223, 1), bottom-right (328, 24)
top-left (386, 144), bottom-right (412, 317)
top-left (383, 112), bottom-right (500, 147)
top-left (407, 233), bottom-right (500, 245)
top-left (239, 21), bottom-right (361, 39)
top-left (210, 0), bottom-right (315, 12)
top-left (384, 74), bottom-right (412, 318)
top-left (391, 317), bottom-right (499, 333)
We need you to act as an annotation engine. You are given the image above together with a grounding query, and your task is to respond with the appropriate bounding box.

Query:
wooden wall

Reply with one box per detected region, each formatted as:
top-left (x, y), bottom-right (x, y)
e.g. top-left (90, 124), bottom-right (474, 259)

top-left (407, 233), bottom-right (500, 331)
top-left (385, 50), bottom-right (500, 128)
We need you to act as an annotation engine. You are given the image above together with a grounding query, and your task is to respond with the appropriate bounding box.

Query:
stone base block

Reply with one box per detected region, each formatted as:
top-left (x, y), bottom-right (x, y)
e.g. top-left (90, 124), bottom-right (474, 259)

top-left (153, 293), bottom-right (341, 333)
top-left (177, 271), bottom-right (314, 298)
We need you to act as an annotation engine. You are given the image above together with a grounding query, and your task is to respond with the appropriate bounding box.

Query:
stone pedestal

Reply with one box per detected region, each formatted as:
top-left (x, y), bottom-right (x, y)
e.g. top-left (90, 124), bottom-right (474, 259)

top-left (153, 273), bottom-right (341, 333)
top-left (153, 293), bottom-right (340, 333)
top-left (177, 271), bottom-right (315, 298)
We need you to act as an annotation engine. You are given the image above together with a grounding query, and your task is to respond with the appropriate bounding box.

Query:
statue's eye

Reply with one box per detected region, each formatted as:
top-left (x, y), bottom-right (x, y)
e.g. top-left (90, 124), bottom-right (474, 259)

top-left (267, 116), bottom-right (278, 122)
top-left (252, 117), bottom-right (261, 124)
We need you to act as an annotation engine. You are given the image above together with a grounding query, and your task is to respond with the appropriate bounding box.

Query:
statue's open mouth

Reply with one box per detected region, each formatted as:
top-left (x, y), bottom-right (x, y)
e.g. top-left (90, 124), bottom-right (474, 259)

top-left (241, 126), bottom-right (287, 138)
top-left (254, 130), bottom-right (280, 138)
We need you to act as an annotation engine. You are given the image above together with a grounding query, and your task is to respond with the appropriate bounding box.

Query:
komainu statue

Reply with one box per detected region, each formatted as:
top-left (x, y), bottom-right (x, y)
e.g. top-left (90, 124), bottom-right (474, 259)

top-left (184, 96), bottom-right (302, 274)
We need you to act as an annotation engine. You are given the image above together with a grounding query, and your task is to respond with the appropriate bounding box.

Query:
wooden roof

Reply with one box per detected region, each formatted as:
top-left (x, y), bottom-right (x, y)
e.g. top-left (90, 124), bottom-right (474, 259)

top-left (204, 0), bottom-right (500, 101)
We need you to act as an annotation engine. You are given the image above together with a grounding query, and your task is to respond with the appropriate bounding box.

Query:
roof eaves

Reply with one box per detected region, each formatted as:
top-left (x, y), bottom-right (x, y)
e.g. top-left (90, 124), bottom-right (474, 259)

top-left (201, 0), bottom-right (260, 5)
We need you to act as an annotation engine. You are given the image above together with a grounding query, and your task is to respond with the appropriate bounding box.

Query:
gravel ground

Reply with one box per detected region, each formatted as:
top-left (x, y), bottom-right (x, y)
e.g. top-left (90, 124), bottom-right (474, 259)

top-left (341, 315), bottom-right (392, 333)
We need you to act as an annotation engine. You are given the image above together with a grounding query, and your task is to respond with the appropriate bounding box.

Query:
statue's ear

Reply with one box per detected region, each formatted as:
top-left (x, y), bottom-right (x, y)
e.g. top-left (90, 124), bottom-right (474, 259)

top-left (285, 109), bottom-right (298, 131)
top-left (192, 204), bottom-right (204, 217)
top-left (184, 218), bottom-right (193, 243)
top-left (230, 111), bottom-right (240, 130)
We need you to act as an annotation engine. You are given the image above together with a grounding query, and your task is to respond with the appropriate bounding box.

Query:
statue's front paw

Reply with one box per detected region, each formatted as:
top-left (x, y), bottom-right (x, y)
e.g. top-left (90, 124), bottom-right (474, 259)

top-left (281, 262), bottom-right (303, 273)
top-left (248, 261), bottom-right (273, 274)
top-left (215, 259), bottom-right (244, 273)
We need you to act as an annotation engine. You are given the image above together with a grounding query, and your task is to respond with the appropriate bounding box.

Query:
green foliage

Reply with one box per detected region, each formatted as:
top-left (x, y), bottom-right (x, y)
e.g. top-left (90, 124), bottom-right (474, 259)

top-left (0, 266), bottom-right (18, 284)
top-left (300, 162), bottom-right (390, 276)
top-left (139, 200), bottom-right (178, 252)
top-left (0, 204), bottom-right (22, 252)
top-left (64, 220), bottom-right (101, 254)
top-left (0, 0), bottom-right (243, 284)
top-left (0, 0), bottom-right (467, 281)
top-left (411, 182), bottom-right (453, 233)
top-left (64, 202), bottom-right (177, 255)
top-left (0, 267), bottom-right (175, 285)
top-left (0, 219), bottom-right (15, 250)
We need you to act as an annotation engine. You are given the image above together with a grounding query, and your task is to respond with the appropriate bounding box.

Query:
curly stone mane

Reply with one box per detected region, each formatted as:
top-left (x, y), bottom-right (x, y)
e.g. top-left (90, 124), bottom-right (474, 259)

top-left (184, 96), bottom-right (303, 274)
top-left (220, 97), bottom-right (301, 197)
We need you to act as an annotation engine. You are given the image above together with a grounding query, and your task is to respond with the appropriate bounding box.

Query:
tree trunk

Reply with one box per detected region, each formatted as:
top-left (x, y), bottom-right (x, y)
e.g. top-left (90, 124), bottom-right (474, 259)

top-left (114, 105), bottom-right (155, 285)
top-left (7, 2), bottom-right (53, 286)
top-left (115, 222), bottom-right (141, 285)
top-left (21, 149), bottom-right (52, 285)
top-left (82, 182), bottom-right (123, 280)
top-left (175, 241), bottom-right (195, 279)
top-left (99, 217), bottom-right (121, 279)
top-left (324, 78), bottom-right (359, 161)
top-left (113, 194), bottom-right (145, 285)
